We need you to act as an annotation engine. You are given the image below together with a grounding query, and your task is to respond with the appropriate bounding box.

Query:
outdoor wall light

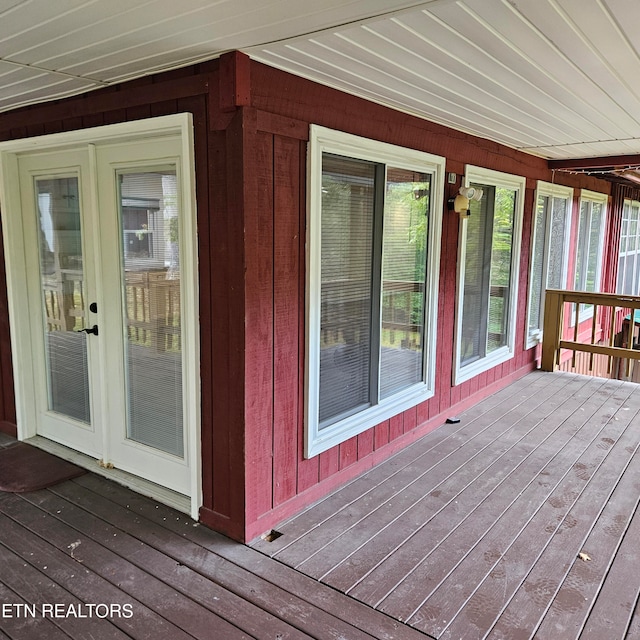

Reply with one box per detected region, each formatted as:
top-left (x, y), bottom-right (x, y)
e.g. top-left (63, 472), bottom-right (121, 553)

top-left (447, 186), bottom-right (484, 217)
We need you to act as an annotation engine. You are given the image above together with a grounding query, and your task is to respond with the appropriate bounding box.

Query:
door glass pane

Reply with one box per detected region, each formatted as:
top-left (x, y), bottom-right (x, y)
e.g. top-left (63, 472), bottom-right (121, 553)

top-left (118, 170), bottom-right (183, 457)
top-left (319, 154), bottom-right (375, 428)
top-left (35, 177), bottom-right (91, 423)
top-left (380, 168), bottom-right (430, 399)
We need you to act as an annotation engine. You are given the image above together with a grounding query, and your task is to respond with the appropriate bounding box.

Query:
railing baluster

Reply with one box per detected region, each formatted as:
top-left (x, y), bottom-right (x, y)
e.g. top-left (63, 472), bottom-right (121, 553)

top-left (628, 309), bottom-right (637, 378)
top-left (572, 301), bottom-right (580, 368)
top-left (607, 306), bottom-right (616, 375)
top-left (589, 305), bottom-right (598, 371)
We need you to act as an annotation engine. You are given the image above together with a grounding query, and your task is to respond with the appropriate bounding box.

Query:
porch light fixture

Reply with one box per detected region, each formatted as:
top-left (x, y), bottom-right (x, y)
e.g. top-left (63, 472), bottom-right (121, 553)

top-left (447, 186), bottom-right (484, 217)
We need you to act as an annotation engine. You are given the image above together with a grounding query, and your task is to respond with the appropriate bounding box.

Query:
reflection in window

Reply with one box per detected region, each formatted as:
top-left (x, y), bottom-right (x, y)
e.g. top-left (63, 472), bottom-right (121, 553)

top-left (318, 156), bottom-right (431, 428)
top-left (455, 167), bottom-right (525, 384)
top-left (118, 171), bottom-right (183, 458)
top-left (573, 192), bottom-right (607, 320)
top-left (527, 185), bottom-right (572, 346)
top-left (35, 176), bottom-right (90, 423)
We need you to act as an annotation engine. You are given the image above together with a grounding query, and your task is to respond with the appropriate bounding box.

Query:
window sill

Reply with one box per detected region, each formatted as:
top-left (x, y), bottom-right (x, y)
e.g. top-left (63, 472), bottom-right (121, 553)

top-left (454, 346), bottom-right (514, 386)
top-left (305, 383), bottom-right (434, 458)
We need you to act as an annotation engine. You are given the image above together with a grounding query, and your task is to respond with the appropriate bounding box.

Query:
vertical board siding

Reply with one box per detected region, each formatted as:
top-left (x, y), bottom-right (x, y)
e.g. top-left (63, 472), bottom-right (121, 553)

top-left (272, 134), bottom-right (302, 507)
top-left (208, 128), bottom-right (232, 519)
top-left (0, 56), bottom-right (624, 542)
top-left (220, 110), bottom-right (252, 534)
top-left (245, 124), bottom-right (275, 522)
top-left (357, 429), bottom-right (374, 459)
top-left (374, 420), bottom-right (390, 450)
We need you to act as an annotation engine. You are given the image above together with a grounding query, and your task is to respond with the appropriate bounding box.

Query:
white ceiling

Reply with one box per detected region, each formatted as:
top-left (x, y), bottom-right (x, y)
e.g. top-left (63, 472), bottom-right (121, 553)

top-left (1, 0), bottom-right (639, 162)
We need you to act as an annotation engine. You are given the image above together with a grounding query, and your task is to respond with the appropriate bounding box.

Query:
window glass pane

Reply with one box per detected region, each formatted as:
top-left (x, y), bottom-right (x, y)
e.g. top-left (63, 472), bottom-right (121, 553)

top-left (460, 183), bottom-right (516, 367)
top-left (488, 187), bottom-right (515, 353)
top-left (36, 176), bottom-right (91, 423)
top-left (627, 205), bottom-right (640, 295)
top-left (528, 195), bottom-right (547, 338)
top-left (547, 197), bottom-right (568, 289)
top-left (586, 202), bottom-right (603, 292)
top-left (460, 186), bottom-right (491, 365)
top-left (380, 169), bottom-right (430, 399)
top-left (574, 201), bottom-right (591, 290)
top-left (617, 202), bottom-right (630, 294)
top-left (119, 171), bottom-right (183, 457)
top-left (319, 154), bottom-right (375, 427)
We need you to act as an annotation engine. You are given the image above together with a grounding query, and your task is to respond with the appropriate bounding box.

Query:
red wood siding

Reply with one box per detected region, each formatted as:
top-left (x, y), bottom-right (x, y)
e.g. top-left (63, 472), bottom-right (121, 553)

top-left (0, 51), bottom-right (624, 542)
top-left (238, 59), bottom-right (619, 541)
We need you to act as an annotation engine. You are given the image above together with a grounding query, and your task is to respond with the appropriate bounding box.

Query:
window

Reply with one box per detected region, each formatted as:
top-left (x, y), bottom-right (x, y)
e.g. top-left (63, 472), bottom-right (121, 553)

top-left (306, 126), bottom-right (445, 457)
top-left (573, 190), bottom-right (607, 321)
top-left (454, 166), bottom-right (525, 384)
top-left (526, 182), bottom-right (573, 347)
top-left (617, 199), bottom-right (640, 295)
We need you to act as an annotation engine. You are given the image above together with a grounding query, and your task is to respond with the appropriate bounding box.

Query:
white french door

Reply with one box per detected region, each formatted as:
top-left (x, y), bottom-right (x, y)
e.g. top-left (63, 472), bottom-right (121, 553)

top-left (0, 116), bottom-right (200, 512)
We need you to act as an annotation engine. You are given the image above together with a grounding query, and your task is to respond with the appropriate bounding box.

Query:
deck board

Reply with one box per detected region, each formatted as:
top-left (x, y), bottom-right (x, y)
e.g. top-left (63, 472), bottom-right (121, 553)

top-left (0, 493), bottom-right (236, 640)
top-left (0, 535), bottom-right (129, 640)
top-left (261, 371), bottom-right (563, 573)
top-left (46, 481), bottom-right (384, 640)
top-left (312, 374), bottom-right (601, 594)
top-left (3, 370), bottom-right (640, 639)
top-left (0, 583), bottom-right (71, 640)
top-left (0, 481), bottom-right (425, 640)
top-left (72, 472), bottom-right (428, 640)
top-left (364, 376), bottom-right (630, 621)
top-left (251, 372), bottom-right (640, 639)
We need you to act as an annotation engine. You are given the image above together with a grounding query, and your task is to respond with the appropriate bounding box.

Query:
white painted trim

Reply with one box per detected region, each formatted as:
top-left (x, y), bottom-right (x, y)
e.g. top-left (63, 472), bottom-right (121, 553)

top-left (27, 435), bottom-right (191, 516)
top-left (0, 152), bottom-right (37, 440)
top-left (0, 114), bottom-right (201, 520)
top-left (617, 198), bottom-right (640, 296)
top-left (453, 165), bottom-right (526, 386)
top-left (305, 125), bottom-right (445, 458)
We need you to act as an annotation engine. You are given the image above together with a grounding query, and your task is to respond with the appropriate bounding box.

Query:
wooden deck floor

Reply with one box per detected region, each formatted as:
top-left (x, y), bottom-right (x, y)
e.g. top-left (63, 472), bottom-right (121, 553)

top-left (251, 371), bottom-right (640, 640)
top-left (0, 436), bottom-right (426, 640)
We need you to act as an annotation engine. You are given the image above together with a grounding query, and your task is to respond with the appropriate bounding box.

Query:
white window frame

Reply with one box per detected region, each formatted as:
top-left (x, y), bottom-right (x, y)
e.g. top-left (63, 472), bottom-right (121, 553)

top-left (305, 125), bottom-right (445, 458)
top-left (617, 198), bottom-right (640, 296)
top-left (573, 189), bottom-right (608, 324)
top-left (454, 165), bottom-right (526, 385)
top-left (525, 181), bottom-right (573, 348)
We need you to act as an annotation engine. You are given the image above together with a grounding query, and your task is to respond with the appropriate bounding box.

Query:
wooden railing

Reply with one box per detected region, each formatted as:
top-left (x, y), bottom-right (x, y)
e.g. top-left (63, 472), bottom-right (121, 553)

top-left (44, 268), bottom-right (180, 353)
top-left (541, 289), bottom-right (640, 378)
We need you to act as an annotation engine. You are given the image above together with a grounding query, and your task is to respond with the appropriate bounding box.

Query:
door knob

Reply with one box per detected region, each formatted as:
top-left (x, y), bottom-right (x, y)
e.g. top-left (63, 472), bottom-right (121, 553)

top-left (77, 325), bottom-right (99, 336)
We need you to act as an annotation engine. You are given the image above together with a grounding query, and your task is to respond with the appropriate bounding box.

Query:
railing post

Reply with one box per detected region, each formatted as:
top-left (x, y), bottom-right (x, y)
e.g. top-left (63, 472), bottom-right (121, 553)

top-left (541, 289), bottom-right (563, 371)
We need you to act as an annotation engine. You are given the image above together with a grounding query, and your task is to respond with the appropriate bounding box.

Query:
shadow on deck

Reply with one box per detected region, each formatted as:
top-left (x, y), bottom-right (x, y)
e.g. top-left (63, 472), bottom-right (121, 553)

top-left (252, 371), bottom-right (640, 640)
top-left (3, 370), bottom-right (640, 639)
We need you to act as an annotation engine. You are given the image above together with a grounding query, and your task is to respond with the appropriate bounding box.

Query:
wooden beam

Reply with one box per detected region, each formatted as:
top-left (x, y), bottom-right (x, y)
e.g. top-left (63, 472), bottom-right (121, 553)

top-left (558, 340), bottom-right (640, 360)
top-left (219, 51), bottom-right (251, 113)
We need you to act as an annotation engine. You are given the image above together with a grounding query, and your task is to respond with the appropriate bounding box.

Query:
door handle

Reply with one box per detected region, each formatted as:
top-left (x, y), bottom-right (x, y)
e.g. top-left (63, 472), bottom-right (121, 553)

top-left (77, 324), bottom-right (99, 336)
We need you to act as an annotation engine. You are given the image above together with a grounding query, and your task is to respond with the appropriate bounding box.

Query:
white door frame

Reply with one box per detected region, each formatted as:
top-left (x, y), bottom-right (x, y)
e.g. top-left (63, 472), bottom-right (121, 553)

top-left (0, 114), bottom-right (201, 519)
